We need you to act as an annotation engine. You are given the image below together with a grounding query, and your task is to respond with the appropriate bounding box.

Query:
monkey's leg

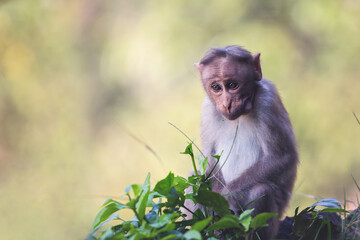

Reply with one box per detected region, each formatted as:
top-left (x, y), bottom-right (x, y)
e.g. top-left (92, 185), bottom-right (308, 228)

top-left (247, 184), bottom-right (290, 240)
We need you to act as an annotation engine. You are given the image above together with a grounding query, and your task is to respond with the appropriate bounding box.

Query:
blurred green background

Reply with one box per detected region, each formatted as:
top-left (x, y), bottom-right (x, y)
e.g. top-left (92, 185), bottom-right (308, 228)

top-left (0, 0), bottom-right (359, 239)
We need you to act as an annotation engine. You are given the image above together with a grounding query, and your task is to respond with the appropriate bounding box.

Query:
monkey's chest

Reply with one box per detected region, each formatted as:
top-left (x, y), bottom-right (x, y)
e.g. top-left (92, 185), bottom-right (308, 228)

top-left (215, 128), bottom-right (262, 184)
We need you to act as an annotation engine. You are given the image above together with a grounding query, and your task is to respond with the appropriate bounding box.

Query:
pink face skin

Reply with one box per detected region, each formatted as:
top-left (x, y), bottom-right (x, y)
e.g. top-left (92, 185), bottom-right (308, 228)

top-left (199, 56), bottom-right (262, 120)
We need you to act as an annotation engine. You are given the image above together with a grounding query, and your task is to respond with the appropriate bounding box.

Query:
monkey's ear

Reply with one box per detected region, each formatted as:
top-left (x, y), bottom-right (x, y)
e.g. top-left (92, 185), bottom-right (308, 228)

top-left (194, 62), bottom-right (203, 73)
top-left (252, 53), bottom-right (262, 81)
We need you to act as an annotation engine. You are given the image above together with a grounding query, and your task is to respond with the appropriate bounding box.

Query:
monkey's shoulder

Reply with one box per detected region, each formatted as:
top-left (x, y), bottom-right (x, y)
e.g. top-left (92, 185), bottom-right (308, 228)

top-left (255, 79), bottom-right (290, 120)
top-left (255, 79), bottom-right (297, 155)
top-left (256, 79), bottom-right (282, 107)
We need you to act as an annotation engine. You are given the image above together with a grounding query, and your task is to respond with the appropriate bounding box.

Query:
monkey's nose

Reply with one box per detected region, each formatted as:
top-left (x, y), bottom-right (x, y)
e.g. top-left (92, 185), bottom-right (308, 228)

top-left (225, 102), bottom-right (232, 113)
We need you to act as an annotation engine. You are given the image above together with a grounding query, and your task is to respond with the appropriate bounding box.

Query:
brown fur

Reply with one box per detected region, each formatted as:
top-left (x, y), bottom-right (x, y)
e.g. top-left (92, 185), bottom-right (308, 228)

top-left (194, 46), bottom-right (298, 240)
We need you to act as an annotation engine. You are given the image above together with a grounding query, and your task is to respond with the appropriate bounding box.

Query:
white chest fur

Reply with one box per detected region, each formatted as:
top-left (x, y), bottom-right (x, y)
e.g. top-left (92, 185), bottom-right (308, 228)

top-left (214, 116), bottom-right (262, 184)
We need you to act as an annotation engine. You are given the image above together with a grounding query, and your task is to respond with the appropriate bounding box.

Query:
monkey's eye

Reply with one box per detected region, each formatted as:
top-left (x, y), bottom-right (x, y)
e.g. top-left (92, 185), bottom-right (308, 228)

top-left (211, 83), bottom-right (222, 92)
top-left (227, 82), bottom-right (239, 90)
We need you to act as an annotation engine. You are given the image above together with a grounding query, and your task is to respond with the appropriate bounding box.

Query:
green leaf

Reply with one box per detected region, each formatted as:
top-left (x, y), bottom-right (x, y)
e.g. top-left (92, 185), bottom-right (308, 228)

top-left (143, 173), bottom-right (151, 189)
top-left (239, 209), bottom-right (254, 220)
top-left (149, 213), bottom-right (178, 228)
top-left (135, 173), bottom-right (151, 221)
top-left (101, 198), bottom-right (115, 208)
top-left (161, 234), bottom-right (180, 240)
top-left (202, 157), bottom-right (209, 174)
top-left (125, 184), bottom-right (142, 197)
top-left (206, 215), bottom-right (241, 231)
top-left (181, 143), bottom-right (194, 156)
top-left (239, 209), bottom-right (254, 231)
top-left (183, 230), bottom-right (202, 240)
top-left (211, 154), bottom-right (221, 161)
top-left (250, 212), bottom-right (278, 229)
top-left (89, 216), bottom-right (120, 238)
top-left (131, 184), bottom-right (142, 196)
top-left (173, 176), bottom-right (190, 194)
top-left (194, 185), bottom-right (230, 216)
top-left (125, 185), bottom-right (131, 194)
top-left (191, 216), bottom-right (213, 231)
top-left (145, 210), bottom-right (159, 224)
top-left (197, 154), bottom-right (208, 175)
top-left (99, 226), bottom-right (115, 240)
top-left (92, 202), bottom-right (126, 229)
top-left (136, 190), bottom-right (150, 221)
top-left (294, 206), bottom-right (299, 217)
top-left (152, 223), bottom-right (176, 236)
top-left (181, 143), bottom-right (198, 175)
top-left (311, 198), bottom-right (342, 209)
top-left (188, 175), bottom-right (200, 185)
top-left (166, 187), bottom-right (184, 208)
top-left (126, 196), bottom-right (140, 208)
top-left (320, 208), bottom-right (348, 213)
top-left (192, 208), bottom-right (205, 220)
top-left (240, 216), bottom-right (251, 232)
top-left (154, 172), bottom-right (174, 196)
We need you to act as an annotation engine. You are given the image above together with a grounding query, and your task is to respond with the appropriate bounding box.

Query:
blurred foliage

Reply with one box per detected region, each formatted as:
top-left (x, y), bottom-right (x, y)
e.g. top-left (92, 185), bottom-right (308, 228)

top-left (0, 0), bottom-right (359, 239)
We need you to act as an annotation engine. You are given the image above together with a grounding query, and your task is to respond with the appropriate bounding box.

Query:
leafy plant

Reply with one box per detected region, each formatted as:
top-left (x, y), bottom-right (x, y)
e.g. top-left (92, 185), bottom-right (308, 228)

top-left (276, 196), bottom-right (360, 240)
top-left (289, 198), bottom-right (345, 239)
top-left (87, 142), bottom-right (360, 240)
top-left (87, 143), bottom-right (277, 240)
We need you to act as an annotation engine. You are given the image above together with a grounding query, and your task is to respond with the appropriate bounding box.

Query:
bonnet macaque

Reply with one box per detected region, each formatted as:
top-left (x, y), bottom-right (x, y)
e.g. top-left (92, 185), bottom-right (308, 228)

top-left (193, 46), bottom-right (298, 239)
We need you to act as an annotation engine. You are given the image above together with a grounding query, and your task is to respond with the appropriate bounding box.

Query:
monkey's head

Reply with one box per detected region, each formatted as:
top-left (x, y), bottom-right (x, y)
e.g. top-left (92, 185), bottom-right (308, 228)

top-left (196, 46), bottom-right (262, 120)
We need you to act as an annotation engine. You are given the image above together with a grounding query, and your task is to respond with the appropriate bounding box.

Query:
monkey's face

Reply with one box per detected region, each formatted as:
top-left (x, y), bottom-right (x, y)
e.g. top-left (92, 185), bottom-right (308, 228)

top-left (200, 58), bottom-right (259, 120)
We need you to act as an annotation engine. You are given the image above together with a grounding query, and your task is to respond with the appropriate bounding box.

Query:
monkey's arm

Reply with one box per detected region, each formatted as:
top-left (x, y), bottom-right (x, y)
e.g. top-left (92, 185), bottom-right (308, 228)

top-left (223, 151), bottom-right (297, 221)
top-left (226, 151), bottom-right (297, 193)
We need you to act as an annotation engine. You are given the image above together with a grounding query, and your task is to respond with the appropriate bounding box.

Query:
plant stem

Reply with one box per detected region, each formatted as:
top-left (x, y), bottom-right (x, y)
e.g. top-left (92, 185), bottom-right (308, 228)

top-left (182, 205), bottom-right (201, 219)
top-left (190, 149), bottom-right (198, 176)
top-left (204, 155), bottom-right (220, 182)
top-left (168, 122), bottom-right (205, 158)
top-left (132, 208), bottom-right (142, 225)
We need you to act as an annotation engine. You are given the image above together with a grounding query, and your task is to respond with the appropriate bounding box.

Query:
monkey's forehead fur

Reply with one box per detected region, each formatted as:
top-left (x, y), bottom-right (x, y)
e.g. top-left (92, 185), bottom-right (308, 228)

top-left (201, 57), bottom-right (254, 82)
top-left (200, 45), bottom-right (253, 66)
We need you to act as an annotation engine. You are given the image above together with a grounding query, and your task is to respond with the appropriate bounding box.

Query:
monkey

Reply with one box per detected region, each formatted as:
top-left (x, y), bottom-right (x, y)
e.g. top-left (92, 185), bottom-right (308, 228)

top-left (192, 45), bottom-right (298, 239)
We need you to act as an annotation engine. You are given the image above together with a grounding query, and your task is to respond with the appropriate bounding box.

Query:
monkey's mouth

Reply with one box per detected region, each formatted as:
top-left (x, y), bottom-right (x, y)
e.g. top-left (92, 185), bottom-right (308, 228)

top-left (222, 108), bottom-right (248, 120)
top-left (223, 113), bottom-right (240, 121)
top-left (222, 99), bottom-right (253, 120)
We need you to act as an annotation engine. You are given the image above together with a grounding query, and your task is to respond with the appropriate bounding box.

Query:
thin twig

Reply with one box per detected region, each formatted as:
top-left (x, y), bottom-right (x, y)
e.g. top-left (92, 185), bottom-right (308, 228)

top-left (168, 122), bottom-right (227, 193)
top-left (353, 112), bottom-right (360, 126)
top-left (168, 122), bottom-right (205, 158)
top-left (296, 192), bottom-right (320, 200)
top-left (122, 127), bottom-right (163, 165)
top-left (181, 205), bottom-right (201, 219)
